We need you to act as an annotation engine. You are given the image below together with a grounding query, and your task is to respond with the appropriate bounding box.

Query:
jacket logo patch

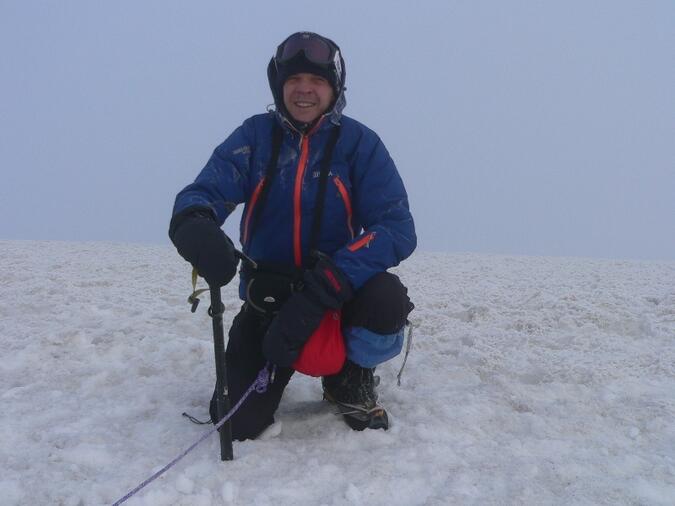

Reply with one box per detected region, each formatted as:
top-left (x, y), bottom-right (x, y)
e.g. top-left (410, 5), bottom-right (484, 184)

top-left (312, 170), bottom-right (335, 178)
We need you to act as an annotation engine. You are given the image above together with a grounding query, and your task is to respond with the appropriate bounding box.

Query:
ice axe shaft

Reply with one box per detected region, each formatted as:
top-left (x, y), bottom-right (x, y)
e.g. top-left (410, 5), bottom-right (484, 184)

top-left (209, 286), bottom-right (233, 461)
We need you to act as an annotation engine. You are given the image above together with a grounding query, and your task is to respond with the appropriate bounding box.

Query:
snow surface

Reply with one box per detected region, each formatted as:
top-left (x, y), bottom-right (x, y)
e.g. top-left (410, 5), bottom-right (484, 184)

top-left (1, 240), bottom-right (675, 506)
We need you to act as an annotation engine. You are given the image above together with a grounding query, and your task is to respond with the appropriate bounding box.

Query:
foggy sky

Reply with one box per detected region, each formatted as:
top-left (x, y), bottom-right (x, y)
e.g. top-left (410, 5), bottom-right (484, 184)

top-left (1, 1), bottom-right (673, 260)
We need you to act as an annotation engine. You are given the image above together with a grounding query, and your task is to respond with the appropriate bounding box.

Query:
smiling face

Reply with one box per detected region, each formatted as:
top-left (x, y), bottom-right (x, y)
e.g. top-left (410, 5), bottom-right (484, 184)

top-left (282, 72), bottom-right (335, 124)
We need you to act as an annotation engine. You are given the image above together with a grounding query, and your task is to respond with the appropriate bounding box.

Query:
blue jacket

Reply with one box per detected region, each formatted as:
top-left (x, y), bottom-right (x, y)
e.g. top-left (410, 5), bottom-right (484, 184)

top-left (173, 112), bottom-right (416, 294)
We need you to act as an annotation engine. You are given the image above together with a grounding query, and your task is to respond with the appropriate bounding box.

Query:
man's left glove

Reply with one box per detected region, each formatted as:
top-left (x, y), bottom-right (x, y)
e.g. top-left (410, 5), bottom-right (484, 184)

top-left (169, 208), bottom-right (239, 287)
top-left (262, 257), bottom-right (353, 367)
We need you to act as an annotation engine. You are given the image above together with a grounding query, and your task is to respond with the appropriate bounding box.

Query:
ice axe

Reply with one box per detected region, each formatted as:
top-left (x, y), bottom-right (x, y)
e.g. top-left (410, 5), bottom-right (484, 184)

top-left (208, 284), bottom-right (233, 461)
top-left (187, 249), bottom-right (256, 461)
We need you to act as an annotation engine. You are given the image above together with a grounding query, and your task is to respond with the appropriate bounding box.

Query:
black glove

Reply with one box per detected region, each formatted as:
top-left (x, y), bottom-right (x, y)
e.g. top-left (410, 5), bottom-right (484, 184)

top-left (169, 207), bottom-right (239, 287)
top-left (262, 257), bottom-right (353, 366)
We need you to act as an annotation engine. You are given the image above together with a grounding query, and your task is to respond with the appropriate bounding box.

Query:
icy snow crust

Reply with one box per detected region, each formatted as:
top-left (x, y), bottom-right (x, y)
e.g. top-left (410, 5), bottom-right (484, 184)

top-left (1, 240), bottom-right (674, 505)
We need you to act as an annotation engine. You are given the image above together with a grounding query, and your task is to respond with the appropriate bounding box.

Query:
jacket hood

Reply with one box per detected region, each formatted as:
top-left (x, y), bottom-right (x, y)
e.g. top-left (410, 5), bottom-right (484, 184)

top-left (266, 44), bottom-right (347, 131)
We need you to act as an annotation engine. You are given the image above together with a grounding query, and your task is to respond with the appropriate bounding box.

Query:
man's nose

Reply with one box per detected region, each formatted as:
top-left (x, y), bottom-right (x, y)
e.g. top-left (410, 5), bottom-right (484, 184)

top-left (295, 78), bottom-right (313, 92)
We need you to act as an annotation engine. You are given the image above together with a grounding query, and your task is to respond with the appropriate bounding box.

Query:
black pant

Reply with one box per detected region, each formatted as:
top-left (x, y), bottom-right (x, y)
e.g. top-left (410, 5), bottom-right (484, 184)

top-left (212, 271), bottom-right (411, 440)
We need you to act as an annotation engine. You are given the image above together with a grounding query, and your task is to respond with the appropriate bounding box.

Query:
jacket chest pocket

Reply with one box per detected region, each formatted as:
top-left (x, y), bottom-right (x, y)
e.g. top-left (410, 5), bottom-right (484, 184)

top-left (301, 162), bottom-right (355, 243)
top-left (332, 175), bottom-right (354, 239)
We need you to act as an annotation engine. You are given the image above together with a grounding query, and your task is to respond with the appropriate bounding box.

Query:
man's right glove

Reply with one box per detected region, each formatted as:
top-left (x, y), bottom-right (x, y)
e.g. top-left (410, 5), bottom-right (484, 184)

top-left (262, 257), bottom-right (353, 366)
top-left (169, 208), bottom-right (239, 287)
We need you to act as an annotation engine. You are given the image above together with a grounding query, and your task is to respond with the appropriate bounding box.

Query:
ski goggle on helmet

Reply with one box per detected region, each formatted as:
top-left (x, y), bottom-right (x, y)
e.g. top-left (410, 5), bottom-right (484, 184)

top-left (274, 32), bottom-right (344, 90)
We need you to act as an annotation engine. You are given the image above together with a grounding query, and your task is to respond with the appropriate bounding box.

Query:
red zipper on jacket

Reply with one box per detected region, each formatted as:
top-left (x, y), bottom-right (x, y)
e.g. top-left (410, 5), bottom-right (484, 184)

top-left (333, 175), bottom-right (354, 239)
top-left (242, 177), bottom-right (266, 246)
top-left (347, 231), bottom-right (376, 252)
top-left (292, 118), bottom-right (324, 266)
top-left (293, 136), bottom-right (310, 266)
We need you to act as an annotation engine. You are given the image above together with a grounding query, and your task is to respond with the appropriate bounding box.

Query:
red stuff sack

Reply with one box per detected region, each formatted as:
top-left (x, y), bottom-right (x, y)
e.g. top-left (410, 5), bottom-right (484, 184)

top-left (292, 309), bottom-right (346, 377)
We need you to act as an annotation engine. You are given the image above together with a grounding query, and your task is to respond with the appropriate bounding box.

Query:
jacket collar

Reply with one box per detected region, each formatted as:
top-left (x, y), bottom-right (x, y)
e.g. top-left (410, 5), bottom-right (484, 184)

top-left (272, 89), bottom-right (345, 136)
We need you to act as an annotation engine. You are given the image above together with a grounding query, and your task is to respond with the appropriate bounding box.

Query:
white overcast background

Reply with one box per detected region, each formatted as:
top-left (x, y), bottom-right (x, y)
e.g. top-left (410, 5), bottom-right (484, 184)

top-left (1, 0), bottom-right (673, 260)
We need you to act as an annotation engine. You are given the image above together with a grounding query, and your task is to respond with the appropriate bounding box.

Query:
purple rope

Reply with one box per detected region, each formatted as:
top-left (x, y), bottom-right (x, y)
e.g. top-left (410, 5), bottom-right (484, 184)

top-left (112, 366), bottom-right (272, 506)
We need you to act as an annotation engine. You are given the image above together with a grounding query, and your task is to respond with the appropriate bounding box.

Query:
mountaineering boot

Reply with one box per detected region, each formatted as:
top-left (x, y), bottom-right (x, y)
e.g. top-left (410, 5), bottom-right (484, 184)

top-left (322, 360), bottom-right (389, 431)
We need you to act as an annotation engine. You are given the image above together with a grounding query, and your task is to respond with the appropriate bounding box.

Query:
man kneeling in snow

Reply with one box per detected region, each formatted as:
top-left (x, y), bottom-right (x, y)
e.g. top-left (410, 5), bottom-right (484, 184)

top-left (170, 31), bottom-right (416, 439)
